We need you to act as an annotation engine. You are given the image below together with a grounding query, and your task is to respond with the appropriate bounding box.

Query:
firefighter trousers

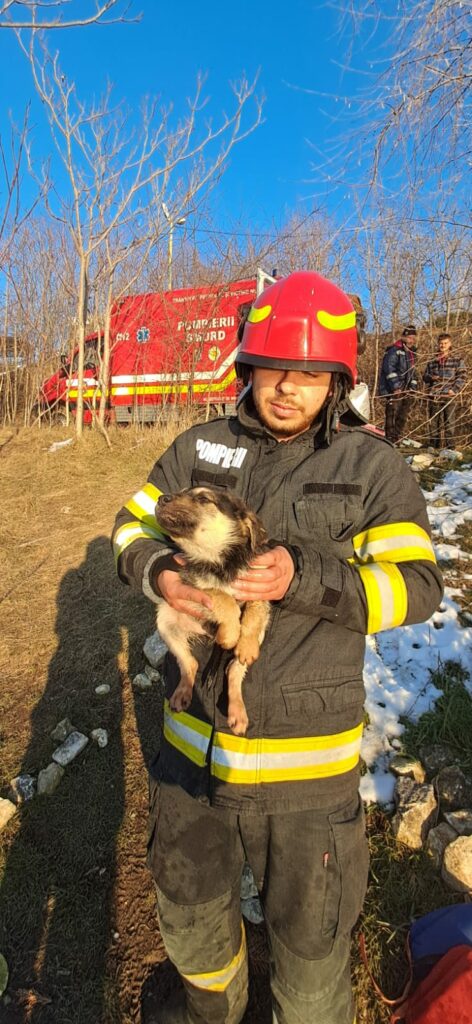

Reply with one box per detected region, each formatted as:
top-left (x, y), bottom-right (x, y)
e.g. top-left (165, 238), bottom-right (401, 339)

top-left (147, 777), bottom-right (369, 1024)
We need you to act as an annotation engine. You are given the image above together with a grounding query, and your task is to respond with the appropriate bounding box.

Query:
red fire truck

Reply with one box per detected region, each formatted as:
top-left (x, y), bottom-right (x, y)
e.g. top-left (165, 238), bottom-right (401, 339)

top-left (40, 271), bottom-right (274, 424)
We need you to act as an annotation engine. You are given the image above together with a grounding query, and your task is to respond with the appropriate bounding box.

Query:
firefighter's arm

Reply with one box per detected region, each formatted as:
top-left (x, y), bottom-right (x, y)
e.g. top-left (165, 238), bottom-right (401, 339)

top-left (112, 439), bottom-right (194, 604)
top-left (281, 451), bottom-right (443, 635)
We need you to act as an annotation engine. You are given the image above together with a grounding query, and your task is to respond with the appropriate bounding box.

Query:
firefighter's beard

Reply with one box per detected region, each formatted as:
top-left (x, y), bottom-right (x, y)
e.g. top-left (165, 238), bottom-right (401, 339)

top-left (252, 388), bottom-right (329, 440)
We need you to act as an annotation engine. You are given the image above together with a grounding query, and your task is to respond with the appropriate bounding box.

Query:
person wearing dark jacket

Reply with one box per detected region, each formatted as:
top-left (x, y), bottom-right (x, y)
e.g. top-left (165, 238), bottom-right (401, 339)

top-left (423, 333), bottom-right (466, 449)
top-left (112, 273), bottom-right (443, 1024)
top-left (378, 326), bottom-right (419, 443)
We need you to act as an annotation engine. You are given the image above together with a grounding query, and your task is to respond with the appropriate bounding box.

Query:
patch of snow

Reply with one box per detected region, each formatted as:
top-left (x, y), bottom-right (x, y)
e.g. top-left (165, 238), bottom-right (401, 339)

top-left (361, 464), bottom-right (472, 805)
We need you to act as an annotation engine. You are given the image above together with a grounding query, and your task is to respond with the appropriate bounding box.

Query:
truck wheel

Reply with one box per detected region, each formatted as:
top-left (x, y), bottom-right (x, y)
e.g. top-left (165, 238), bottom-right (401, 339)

top-left (52, 409), bottom-right (68, 426)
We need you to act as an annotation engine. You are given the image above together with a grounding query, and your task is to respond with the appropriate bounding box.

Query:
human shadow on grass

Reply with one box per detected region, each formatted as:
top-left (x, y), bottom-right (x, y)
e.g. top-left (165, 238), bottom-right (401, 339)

top-left (0, 535), bottom-right (155, 1024)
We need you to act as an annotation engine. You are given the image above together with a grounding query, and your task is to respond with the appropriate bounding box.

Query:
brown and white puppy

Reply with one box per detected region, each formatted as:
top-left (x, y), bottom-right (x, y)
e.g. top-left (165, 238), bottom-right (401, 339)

top-left (155, 486), bottom-right (270, 736)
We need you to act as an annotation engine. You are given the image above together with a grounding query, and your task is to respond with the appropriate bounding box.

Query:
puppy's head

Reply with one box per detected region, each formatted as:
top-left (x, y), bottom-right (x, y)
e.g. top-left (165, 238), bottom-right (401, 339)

top-left (155, 487), bottom-right (267, 566)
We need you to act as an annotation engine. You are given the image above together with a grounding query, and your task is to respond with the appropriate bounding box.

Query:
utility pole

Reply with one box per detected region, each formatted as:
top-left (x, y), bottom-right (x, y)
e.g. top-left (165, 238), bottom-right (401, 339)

top-left (162, 202), bottom-right (186, 290)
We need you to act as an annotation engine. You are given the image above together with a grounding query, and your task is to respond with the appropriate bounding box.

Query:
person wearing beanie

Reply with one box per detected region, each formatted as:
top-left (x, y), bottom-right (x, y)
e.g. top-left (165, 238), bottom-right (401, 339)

top-left (378, 325), bottom-right (419, 443)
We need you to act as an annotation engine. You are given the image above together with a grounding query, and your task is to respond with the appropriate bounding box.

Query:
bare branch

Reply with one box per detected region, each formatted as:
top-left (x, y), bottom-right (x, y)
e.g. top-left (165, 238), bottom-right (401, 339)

top-left (0, 0), bottom-right (140, 29)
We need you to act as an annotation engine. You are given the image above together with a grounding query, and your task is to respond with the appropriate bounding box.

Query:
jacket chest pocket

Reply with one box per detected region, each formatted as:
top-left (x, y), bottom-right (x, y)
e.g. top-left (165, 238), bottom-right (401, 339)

top-left (191, 467), bottom-right (239, 491)
top-left (293, 490), bottom-right (362, 545)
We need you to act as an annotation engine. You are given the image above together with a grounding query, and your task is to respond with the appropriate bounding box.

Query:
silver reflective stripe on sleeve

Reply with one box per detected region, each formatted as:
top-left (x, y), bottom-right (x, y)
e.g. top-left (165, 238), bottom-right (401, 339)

top-left (142, 549), bottom-right (174, 603)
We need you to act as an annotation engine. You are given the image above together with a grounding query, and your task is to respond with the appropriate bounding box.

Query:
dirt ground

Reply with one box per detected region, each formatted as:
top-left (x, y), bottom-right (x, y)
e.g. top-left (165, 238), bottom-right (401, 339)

top-left (0, 425), bottom-right (279, 1024)
top-left (0, 424), bottom-right (462, 1024)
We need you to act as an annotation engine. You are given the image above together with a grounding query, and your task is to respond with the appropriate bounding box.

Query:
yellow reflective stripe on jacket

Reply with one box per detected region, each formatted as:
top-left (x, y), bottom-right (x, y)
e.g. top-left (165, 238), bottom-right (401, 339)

top-left (125, 482), bottom-right (166, 531)
top-left (163, 700), bottom-right (212, 767)
top-left (354, 562), bottom-right (408, 633)
top-left (113, 521), bottom-right (165, 561)
top-left (353, 522), bottom-right (436, 565)
top-left (210, 723), bottom-right (363, 784)
top-left (182, 924), bottom-right (246, 992)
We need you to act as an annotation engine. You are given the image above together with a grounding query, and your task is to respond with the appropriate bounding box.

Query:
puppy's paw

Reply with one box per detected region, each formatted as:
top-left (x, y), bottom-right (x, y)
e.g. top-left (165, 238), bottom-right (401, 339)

top-left (228, 700), bottom-right (249, 736)
top-left (169, 684), bottom-right (192, 712)
top-left (235, 635), bottom-right (260, 666)
top-left (216, 622), bottom-right (241, 650)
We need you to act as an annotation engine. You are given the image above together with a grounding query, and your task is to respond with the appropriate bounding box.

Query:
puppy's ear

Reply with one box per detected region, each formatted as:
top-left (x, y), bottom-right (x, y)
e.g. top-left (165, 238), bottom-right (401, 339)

top-left (243, 511), bottom-right (267, 553)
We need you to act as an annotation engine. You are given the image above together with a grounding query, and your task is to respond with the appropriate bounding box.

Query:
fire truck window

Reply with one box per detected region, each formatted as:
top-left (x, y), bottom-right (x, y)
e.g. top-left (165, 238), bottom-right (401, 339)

top-left (84, 343), bottom-right (98, 369)
top-left (70, 344), bottom-right (98, 372)
top-left (237, 302), bottom-right (252, 322)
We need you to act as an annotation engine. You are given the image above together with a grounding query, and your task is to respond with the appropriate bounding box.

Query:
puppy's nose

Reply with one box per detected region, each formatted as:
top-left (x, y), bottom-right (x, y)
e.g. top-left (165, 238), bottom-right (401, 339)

top-left (157, 493), bottom-right (173, 507)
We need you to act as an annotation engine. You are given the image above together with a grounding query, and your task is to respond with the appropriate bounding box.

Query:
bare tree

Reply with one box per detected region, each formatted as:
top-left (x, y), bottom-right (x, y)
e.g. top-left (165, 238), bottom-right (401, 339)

top-left (1, 216), bottom-right (75, 425)
top-left (0, 1), bottom-right (138, 30)
top-left (0, 107), bottom-right (47, 270)
top-left (19, 32), bottom-right (262, 435)
top-left (339, 1), bottom-right (471, 195)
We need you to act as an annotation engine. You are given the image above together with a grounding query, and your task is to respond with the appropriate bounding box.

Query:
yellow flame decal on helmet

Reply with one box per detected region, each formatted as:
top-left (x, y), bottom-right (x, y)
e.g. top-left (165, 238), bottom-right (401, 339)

top-left (247, 304), bottom-right (272, 324)
top-left (317, 309), bottom-right (356, 331)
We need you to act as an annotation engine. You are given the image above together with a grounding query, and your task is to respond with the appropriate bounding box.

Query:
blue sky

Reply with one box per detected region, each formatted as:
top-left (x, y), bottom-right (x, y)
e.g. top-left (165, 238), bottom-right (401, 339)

top-left (0, 0), bottom-right (368, 237)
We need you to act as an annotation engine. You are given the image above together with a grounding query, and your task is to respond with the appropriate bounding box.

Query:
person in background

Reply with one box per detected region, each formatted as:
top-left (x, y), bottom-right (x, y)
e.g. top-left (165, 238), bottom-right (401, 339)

top-left (423, 333), bottom-right (466, 450)
top-left (112, 274), bottom-right (442, 1024)
top-left (378, 325), bottom-right (419, 443)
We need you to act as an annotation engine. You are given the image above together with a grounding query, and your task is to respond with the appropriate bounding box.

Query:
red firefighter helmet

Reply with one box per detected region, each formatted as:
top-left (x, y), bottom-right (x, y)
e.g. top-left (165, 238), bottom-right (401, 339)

top-left (236, 271), bottom-right (359, 385)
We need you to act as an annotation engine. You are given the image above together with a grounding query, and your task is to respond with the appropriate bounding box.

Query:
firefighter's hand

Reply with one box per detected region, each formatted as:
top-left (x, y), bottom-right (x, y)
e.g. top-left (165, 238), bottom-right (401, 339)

top-left (231, 547), bottom-right (295, 602)
top-left (156, 568), bottom-right (213, 620)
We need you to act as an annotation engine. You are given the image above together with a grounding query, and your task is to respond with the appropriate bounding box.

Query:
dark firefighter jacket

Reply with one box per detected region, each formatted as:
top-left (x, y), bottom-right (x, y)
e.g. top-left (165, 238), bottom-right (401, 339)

top-left (378, 341), bottom-right (419, 396)
top-left (112, 396), bottom-right (443, 814)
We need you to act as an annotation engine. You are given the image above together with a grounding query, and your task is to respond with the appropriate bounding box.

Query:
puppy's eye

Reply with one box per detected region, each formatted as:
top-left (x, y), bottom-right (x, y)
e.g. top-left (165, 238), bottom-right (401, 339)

top-left (196, 493), bottom-right (214, 505)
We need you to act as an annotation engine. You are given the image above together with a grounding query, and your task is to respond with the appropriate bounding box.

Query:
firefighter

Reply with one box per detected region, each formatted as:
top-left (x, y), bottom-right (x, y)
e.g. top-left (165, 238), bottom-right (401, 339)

top-left (112, 272), bottom-right (443, 1024)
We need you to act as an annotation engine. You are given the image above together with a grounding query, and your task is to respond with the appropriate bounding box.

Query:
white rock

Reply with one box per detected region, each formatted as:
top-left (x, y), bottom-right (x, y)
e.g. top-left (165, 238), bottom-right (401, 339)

top-left (410, 452), bottom-right (436, 471)
top-left (401, 438), bottom-right (422, 449)
top-left (132, 673), bottom-right (153, 691)
top-left (52, 731), bottom-right (89, 766)
top-left (392, 779), bottom-right (437, 849)
top-left (0, 798), bottom-right (17, 831)
top-left (442, 835), bottom-right (472, 892)
top-left (90, 728), bottom-right (108, 748)
top-left (95, 684), bottom-right (110, 696)
top-left (425, 823), bottom-right (457, 869)
top-left (240, 896), bottom-right (264, 925)
top-left (439, 448), bottom-right (463, 461)
top-left (390, 754), bottom-right (426, 783)
top-left (37, 763), bottom-right (64, 795)
top-left (50, 717), bottom-right (75, 742)
top-left (48, 438), bottom-right (74, 454)
top-left (145, 664), bottom-right (162, 683)
top-left (143, 631), bottom-right (168, 669)
top-left (9, 774), bottom-right (35, 804)
top-left (240, 863), bottom-right (259, 900)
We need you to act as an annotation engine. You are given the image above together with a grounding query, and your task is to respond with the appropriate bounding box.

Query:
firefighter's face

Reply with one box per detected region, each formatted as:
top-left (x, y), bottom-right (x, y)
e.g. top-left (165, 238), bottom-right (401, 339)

top-left (251, 367), bottom-right (332, 440)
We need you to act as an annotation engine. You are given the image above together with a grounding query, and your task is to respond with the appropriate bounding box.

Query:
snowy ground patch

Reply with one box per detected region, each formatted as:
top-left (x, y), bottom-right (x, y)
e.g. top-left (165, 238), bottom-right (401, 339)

top-left (360, 464), bottom-right (472, 805)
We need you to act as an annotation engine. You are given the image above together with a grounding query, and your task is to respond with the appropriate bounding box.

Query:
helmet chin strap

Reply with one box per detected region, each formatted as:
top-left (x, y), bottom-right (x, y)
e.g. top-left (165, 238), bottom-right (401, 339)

top-left (322, 373), bottom-right (350, 444)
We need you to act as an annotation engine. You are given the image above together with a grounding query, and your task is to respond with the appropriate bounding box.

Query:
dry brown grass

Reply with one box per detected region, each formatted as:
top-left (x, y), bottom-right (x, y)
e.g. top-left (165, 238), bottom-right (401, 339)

top-left (0, 422), bottom-right (468, 1024)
